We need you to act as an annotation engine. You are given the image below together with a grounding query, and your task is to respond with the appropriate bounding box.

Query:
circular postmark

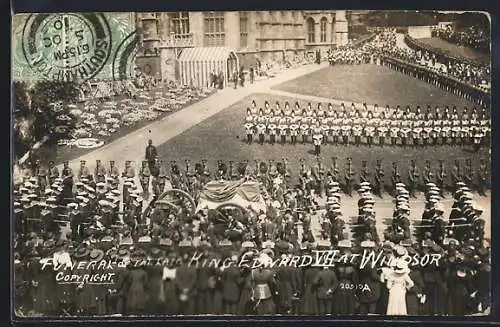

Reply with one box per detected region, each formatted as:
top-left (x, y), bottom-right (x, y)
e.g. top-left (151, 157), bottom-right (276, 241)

top-left (21, 13), bottom-right (112, 82)
top-left (112, 31), bottom-right (139, 80)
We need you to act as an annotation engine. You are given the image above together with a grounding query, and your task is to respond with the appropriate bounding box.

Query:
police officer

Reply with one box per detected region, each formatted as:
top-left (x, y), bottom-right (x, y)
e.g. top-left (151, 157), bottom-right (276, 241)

top-left (408, 160), bottom-right (419, 198)
top-left (374, 160), bottom-right (384, 198)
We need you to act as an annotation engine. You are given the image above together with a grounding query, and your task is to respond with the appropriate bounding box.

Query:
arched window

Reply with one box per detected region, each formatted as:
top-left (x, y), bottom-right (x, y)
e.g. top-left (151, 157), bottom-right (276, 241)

top-left (307, 17), bottom-right (315, 43)
top-left (320, 17), bottom-right (328, 42)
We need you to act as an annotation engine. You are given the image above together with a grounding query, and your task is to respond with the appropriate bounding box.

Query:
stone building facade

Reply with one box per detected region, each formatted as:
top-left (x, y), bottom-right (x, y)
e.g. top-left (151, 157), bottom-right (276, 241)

top-left (134, 11), bottom-right (352, 83)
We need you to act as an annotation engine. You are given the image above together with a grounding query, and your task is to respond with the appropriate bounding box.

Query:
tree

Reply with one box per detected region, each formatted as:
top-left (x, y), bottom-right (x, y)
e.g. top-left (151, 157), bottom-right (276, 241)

top-left (13, 80), bottom-right (80, 161)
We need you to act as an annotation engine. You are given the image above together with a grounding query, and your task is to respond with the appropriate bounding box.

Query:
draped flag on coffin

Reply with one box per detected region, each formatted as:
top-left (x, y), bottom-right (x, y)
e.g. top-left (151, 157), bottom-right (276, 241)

top-left (195, 179), bottom-right (266, 213)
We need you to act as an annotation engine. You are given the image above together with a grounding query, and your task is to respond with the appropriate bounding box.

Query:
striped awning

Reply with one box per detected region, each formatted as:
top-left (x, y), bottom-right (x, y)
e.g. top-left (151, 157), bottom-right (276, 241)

top-left (178, 47), bottom-right (235, 63)
top-left (178, 47), bottom-right (239, 88)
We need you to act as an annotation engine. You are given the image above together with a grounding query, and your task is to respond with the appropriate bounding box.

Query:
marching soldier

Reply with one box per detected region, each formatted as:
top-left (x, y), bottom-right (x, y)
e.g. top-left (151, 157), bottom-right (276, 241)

top-left (345, 158), bottom-right (355, 196)
top-left (359, 161), bottom-right (370, 184)
top-left (436, 160), bottom-right (446, 198)
top-left (278, 115), bottom-right (288, 144)
top-left (61, 161), bottom-right (74, 190)
top-left (423, 160), bottom-right (433, 185)
top-left (48, 160), bottom-right (59, 185)
top-left (108, 160), bottom-right (120, 185)
top-left (245, 118), bottom-right (255, 144)
top-left (391, 162), bottom-right (401, 195)
top-left (257, 119), bottom-right (266, 145)
top-left (331, 111), bottom-right (340, 145)
top-left (156, 160), bottom-right (168, 195)
top-left (300, 118), bottom-right (310, 144)
top-left (312, 122), bottom-right (323, 156)
top-left (94, 160), bottom-right (107, 184)
top-left (352, 111), bottom-right (362, 146)
top-left (477, 159), bottom-right (488, 196)
top-left (78, 160), bottom-right (92, 182)
top-left (122, 160), bottom-right (135, 179)
top-left (408, 160), bottom-right (419, 198)
top-left (463, 159), bottom-right (473, 188)
top-left (374, 160), bottom-right (384, 198)
top-left (365, 112), bottom-right (376, 147)
top-left (340, 111), bottom-right (351, 145)
top-left (389, 113), bottom-right (399, 145)
top-left (451, 160), bottom-right (461, 190)
top-left (330, 157), bottom-right (340, 183)
top-left (290, 118), bottom-right (299, 145)
top-left (268, 117), bottom-right (277, 145)
top-left (377, 112), bottom-right (388, 147)
top-left (400, 112), bottom-right (411, 147)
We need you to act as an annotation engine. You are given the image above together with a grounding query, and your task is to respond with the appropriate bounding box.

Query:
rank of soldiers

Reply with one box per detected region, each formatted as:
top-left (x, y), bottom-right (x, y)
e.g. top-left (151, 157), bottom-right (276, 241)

top-left (243, 100), bottom-right (490, 150)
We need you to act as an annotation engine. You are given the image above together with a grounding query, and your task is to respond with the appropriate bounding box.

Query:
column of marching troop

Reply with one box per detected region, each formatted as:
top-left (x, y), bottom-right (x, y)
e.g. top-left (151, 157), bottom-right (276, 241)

top-left (243, 101), bottom-right (490, 151)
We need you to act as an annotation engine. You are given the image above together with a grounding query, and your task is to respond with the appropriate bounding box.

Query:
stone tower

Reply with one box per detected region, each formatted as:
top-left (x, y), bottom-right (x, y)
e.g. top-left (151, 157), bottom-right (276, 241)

top-left (334, 10), bottom-right (348, 46)
top-left (135, 13), bottom-right (162, 79)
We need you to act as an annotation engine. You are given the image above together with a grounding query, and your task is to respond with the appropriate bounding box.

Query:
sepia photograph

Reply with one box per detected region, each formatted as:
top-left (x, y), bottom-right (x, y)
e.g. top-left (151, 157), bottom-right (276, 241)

top-left (11, 10), bottom-right (491, 318)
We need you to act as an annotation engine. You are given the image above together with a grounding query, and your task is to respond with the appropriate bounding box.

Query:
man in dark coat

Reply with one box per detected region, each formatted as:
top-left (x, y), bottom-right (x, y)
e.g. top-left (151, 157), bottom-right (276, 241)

top-left (145, 139), bottom-right (158, 170)
top-left (175, 254), bottom-right (198, 314)
top-left (314, 266), bottom-right (339, 314)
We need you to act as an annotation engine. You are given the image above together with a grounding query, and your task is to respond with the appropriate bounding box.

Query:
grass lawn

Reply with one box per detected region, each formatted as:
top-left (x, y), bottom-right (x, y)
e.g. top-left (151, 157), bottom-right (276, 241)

top-left (418, 37), bottom-right (490, 65)
top-left (157, 92), bottom-right (489, 187)
top-left (272, 64), bottom-right (477, 109)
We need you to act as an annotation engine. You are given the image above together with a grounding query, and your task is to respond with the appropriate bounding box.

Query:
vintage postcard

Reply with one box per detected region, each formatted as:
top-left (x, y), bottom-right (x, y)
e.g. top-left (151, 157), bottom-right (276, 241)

top-left (11, 11), bottom-right (490, 317)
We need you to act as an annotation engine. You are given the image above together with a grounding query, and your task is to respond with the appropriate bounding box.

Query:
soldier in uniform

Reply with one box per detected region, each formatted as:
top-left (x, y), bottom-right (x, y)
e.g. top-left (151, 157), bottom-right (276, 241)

top-left (359, 161), bottom-right (370, 184)
top-left (330, 111), bottom-right (340, 145)
top-left (34, 160), bottom-right (48, 192)
top-left (156, 160), bottom-right (168, 196)
top-left (352, 111), bottom-right (362, 146)
top-left (463, 159), bottom-right (474, 188)
top-left (48, 161), bottom-right (59, 185)
top-left (108, 160), bottom-right (120, 185)
top-left (423, 160), bottom-right (433, 185)
top-left (477, 159), bottom-right (488, 196)
top-left (278, 114), bottom-right (288, 145)
top-left (61, 161), bottom-right (74, 193)
top-left (340, 111), bottom-right (351, 145)
top-left (245, 117), bottom-right (255, 144)
top-left (122, 161), bottom-right (135, 179)
top-left (408, 160), bottom-right (420, 198)
top-left (391, 162), bottom-right (401, 196)
top-left (451, 160), bottom-right (461, 191)
top-left (436, 160), bottom-right (447, 198)
top-left (389, 112), bottom-right (400, 145)
top-left (374, 160), bottom-right (384, 198)
top-left (300, 118), bottom-right (310, 144)
top-left (312, 122), bottom-right (323, 156)
top-left (94, 160), bottom-right (107, 184)
top-left (257, 119), bottom-right (266, 145)
top-left (377, 112), bottom-right (388, 147)
top-left (290, 118), bottom-right (299, 145)
top-left (268, 116), bottom-right (277, 145)
top-left (77, 160), bottom-right (92, 182)
top-left (344, 158), bottom-right (355, 196)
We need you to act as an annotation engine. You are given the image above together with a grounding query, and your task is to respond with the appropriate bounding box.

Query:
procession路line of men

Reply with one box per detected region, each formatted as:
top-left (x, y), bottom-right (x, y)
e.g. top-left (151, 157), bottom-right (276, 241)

top-left (243, 101), bottom-right (490, 151)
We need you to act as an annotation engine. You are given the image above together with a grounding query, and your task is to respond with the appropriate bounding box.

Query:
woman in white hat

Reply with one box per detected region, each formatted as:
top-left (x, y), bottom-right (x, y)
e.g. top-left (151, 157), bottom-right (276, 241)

top-left (385, 260), bottom-right (414, 315)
